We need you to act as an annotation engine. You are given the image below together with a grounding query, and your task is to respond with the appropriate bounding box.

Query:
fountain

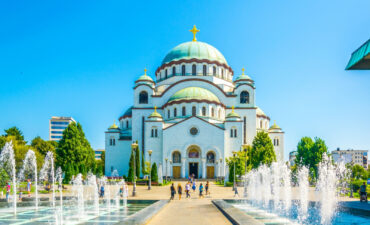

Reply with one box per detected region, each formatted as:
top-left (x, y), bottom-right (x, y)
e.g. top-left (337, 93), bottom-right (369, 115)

top-left (18, 149), bottom-right (38, 210)
top-left (87, 173), bottom-right (99, 213)
top-left (72, 174), bottom-right (85, 218)
top-left (0, 141), bottom-right (17, 214)
top-left (297, 166), bottom-right (309, 223)
top-left (40, 151), bottom-right (56, 208)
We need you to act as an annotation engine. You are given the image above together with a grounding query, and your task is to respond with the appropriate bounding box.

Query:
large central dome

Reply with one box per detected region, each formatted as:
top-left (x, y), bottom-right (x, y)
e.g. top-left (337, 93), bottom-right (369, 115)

top-left (168, 87), bottom-right (220, 103)
top-left (162, 41), bottom-right (228, 66)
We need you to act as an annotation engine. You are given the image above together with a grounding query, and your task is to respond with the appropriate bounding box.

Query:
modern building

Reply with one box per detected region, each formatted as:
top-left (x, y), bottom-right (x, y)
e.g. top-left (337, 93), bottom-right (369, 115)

top-left (105, 26), bottom-right (285, 178)
top-left (331, 148), bottom-right (368, 168)
top-left (346, 39), bottom-right (370, 70)
top-left (49, 116), bottom-right (76, 141)
top-left (95, 149), bottom-right (105, 160)
top-left (289, 151), bottom-right (297, 166)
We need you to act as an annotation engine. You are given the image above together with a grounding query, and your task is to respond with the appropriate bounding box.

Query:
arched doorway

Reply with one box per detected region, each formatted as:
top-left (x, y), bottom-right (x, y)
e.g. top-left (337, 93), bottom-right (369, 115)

top-left (187, 145), bottom-right (201, 178)
top-left (172, 151), bottom-right (181, 179)
top-left (206, 151), bottom-right (216, 178)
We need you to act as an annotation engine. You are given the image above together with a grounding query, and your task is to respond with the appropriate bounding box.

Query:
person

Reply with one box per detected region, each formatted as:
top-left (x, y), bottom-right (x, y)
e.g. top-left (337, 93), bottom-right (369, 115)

top-left (185, 182), bottom-right (191, 198)
top-left (360, 182), bottom-right (367, 201)
top-left (192, 180), bottom-right (196, 192)
top-left (178, 184), bottom-right (182, 200)
top-left (19, 191), bottom-right (22, 200)
top-left (170, 183), bottom-right (176, 200)
top-left (234, 186), bottom-right (239, 197)
top-left (199, 183), bottom-right (204, 198)
top-left (27, 179), bottom-right (32, 197)
top-left (6, 182), bottom-right (11, 202)
top-left (100, 184), bottom-right (105, 198)
top-left (205, 181), bottom-right (209, 195)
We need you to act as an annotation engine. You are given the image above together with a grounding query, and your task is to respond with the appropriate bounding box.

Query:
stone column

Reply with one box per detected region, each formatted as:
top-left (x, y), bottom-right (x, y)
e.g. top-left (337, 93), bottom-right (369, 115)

top-left (202, 158), bottom-right (206, 178)
top-left (181, 158), bottom-right (186, 178)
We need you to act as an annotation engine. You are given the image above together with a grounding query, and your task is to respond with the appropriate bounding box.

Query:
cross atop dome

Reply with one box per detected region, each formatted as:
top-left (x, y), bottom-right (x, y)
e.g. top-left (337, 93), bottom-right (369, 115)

top-left (189, 25), bottom-right (200, 42)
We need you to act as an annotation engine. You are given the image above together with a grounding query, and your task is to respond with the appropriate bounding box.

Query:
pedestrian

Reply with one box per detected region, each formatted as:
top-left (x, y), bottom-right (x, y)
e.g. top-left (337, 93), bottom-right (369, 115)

top-left (100, 184), bottom-right (105, 198)
top-left (6, 182), bottom-right (11, 202)
top-left (170, 183), bottom-right (176, 200)
top-left (19, 191), bottom-right (22, 200)
top-left (178, 184), bottom-right (182, 200)
top-left (205, 181), bottom-right (209, 195)
top-left (185, 182), bottom-right (191, 198)
top-left (234, 186), bottom-right (239, 197)
top-left (27, 179), bottom-right (32, 197)
top-left (199, 183), bottom-right (204, 198)
top-left (192, 180), bottom-right (196, 192)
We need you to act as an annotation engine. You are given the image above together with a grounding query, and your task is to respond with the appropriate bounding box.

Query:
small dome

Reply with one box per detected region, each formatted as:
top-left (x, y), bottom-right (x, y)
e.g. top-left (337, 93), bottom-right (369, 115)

top-left (148, 107), bottom-right (163, 119)
top-left (136, 68), bottom-right (153, 82)
top-left (226, 106), bottom-right (240, 119)
top-left (235, 68), bottom-right (253, 82)
top-left (269, 121), bottom-right (281, 130)
top-left (162, 41), bottom-right (228, 66)
top-left (256, 107), bottom-right (266, 116)
top-left (168, 87), bottom-right (220, 104)
top-left (108, 122), bottom-right (119, 130)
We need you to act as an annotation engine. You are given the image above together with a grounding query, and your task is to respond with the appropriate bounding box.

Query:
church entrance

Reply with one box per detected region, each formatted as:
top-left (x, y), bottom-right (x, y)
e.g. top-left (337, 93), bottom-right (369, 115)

top-left (173, 166), bottom-right (181, 179)
top-left (189, 162), bottom-right (198, 178)
top-left (207, 166), bottom-right (214, 178)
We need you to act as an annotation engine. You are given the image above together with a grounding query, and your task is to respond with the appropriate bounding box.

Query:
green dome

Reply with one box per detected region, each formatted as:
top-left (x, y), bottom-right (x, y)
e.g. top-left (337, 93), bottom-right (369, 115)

top-left (168, 87), bottom-right (220, 103)
top-left (235, 74), bottom-right (252, 81)
top-left (137, 74), bottom-right (153, 82)
top-left (148, 107), bottom-right (162, 119)
top-left (269, 121), bottom-right (281, 130)
top-left (226, 111), bottom-right (240, 118)
top-left (108, 122), bottom-right (119, 129)
top-left (162, 41), bottom-right (228, 65)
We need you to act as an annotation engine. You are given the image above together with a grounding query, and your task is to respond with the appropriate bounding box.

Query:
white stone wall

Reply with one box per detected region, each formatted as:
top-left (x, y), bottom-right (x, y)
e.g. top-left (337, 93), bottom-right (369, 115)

top-left (269, 131), bottom-right (285, 162)
top-left (105, 131), bottom-right (131, 176)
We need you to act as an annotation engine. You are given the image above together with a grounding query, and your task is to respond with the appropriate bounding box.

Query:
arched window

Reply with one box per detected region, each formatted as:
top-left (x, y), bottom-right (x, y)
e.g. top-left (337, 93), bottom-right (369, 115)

top-left (172, 152), bottom-right (181, 163)
top-left (168, 110), bottom-right (170, 118)
top-left (182, 65), bottom-right (185, 76)
top-left (110, 137), bottom-right (116, 146)
top-left (172, 66), bottom-right (176, 76)
top-left (126, 120), bottom-right (129, 128)
top-left (234, 129), bottom-right (237, 137)
top-left (265, 121), bottom-right (268, 129)
top-left (203, 65), bottom-right (207, 76)
top-left (240, 91), bottom-right (250, 104)
top-left (274, 138), bottom-right (279, 146)
top-left (202, 107), bottom-right (206, 116)
top-left (230, 129), bottom-right (233, 138)
top-left (182, 106), bottom-right (186, 116)
top-left (192, 64), bottom-right (196, 75)
top-left (211, 108), bottom-right (214, 117)
top-left (221, 69), bottom-right (224, 79)
top-left (192, 106), bottom-right (196, 116)
top-left (207, 152), bottom-right (215, 163)
top-left (151, 127), bottom-right (158, 138)
top-left (260, 120), bottom-right (263, 128)
top-left (174, 108), bottom-right (177, 117)
top-left (213, 66), bottom-right (216, 76)
top-left (218, 109), bottom-right (221, 119)
top-left (165, 69), bottom-right (168, 79)
top-left (139, 91), bottom-right (148, 104)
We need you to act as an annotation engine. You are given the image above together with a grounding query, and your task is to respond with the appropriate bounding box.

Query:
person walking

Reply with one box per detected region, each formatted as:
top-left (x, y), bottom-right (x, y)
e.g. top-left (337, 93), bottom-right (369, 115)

top-left (27, 179), bottom-right (32, 197)
top-left (234, 186), bottom-right (239, 197)
top-left (192, 180), bottom-right (196, 192)
top-left (205, 181), bottom-right (209, 196)
top-left (199, 183), bottom-right (204, 198)
top-left (100, 184), bottom-right (105, 198)
top-left (185, 182), bottom-right (191, 198)
top-left (6, 182), bottom-right (11, 202)
top-left (170, 183), bottom-right (176, 200)
top-left (177, 184), bottom-right (182, 200)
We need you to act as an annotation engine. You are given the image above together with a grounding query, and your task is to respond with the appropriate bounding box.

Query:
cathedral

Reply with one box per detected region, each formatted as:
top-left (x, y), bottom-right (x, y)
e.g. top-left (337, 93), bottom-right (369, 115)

top-left (105, 26), bottom-right (284, 179)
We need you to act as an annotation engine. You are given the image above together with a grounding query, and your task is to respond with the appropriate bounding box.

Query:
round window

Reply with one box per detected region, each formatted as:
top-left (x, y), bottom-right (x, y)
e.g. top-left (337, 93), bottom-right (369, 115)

top-left (190, 127), bottom-right (198, 136)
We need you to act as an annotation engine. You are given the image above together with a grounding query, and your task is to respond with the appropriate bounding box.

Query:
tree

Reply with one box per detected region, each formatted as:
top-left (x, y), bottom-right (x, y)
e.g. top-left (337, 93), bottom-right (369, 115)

top-left (31, 136), bottom-right (56, 156)
top-left (141, 149), bottom-right (146, 175)
top-left (226, 151), bottom-right (248, 182)
top-left (4, 127), bottom-right (26, 145)
top-left (251, 131), bottom-right (276, 168)
top-left (351, 164), bottom-right (367, 180)
top-left (0, 168), bottom-right (10, 187)
top-left (151, 162), bottom-right (158, 182)
top-left (135, 142), bottom-right (140, 178)
top-left (295, 137), bottom-right (328, 179)
top-left (56, 122), bottom-right (95, 181)
top-left (127, 148), bottom-right (135, 182)
top-left (100, 151), bottom-right (105, 173)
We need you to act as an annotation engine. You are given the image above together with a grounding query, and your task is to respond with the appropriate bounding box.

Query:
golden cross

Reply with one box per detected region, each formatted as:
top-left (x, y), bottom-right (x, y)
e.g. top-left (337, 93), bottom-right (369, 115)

top-left (144, 68), bottom-right (147, 75)
top-left (242, 68), bottom-right (245, 75)
top-left (232, 105), bottom-right (235, 112)
top-left (154, 106), bottom-right (157, 112)
top-left (189, 25), bottom-right (200, 42)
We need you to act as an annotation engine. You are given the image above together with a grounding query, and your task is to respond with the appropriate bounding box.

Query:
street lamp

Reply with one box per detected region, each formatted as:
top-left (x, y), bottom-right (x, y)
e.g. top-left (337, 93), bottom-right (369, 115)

top-left (232, 151), bottom-right (236, 191)
top-left (148, 150), bottom-right (153, 190)
top-left (131, 142), bottom-right (138, 197)
top-left (165, 158), bottom-right (168, 183)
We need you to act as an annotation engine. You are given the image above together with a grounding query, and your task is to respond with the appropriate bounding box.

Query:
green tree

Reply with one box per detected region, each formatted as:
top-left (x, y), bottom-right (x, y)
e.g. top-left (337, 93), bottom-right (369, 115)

top-left (56, 122), bottom-right (95, 181)
top-left (100, 151), bottom-right (105, 172)
top-left (4, 126), bottom-right (26, 145)
top-left (351, 164), bottom-right (367, 180)
top-left (31, 136), bottom-right (56, 157)
top-left (295, 137), bottom-right (328, 179)
top-left (226, 149), bottom-right (250, 182)
top-left (0, 168), bottom-right (10, 187)
top-left (251, 131), bottom-right (276, 168)
top-left (151, 162), bottom-right (158, 182)
top-left (135, 143), bottom-right (140, 178)
top-left (127, 148), bottom-right (135, 182)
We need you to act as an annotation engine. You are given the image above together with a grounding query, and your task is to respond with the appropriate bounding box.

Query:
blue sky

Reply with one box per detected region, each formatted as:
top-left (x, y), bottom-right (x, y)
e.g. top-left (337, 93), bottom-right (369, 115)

top-left (0, 0), bottom-right (369, 160)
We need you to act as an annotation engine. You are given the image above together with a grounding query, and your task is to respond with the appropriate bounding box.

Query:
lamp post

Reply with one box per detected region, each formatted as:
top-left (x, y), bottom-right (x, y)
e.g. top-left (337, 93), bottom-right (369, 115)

top-left (243, 145), bottom-right (248, 197)
top-left (131, 142), bottom-right (138, 197)
top-left (169, 160), bottom-right (172, 179)
top-left (148, 150), bottom-right (153, 190)
top-left (232, 151), bottom-right (236, 191)
top-left (165, 158), bottom-right (168, 183)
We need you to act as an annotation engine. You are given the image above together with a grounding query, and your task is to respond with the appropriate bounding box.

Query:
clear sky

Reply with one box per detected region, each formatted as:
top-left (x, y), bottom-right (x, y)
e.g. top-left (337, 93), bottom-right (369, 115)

top-left (0, 0), bottom-right (369, 160)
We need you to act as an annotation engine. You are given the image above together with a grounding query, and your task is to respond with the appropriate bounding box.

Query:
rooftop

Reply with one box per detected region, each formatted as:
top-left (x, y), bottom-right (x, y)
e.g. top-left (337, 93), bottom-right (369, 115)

top-left (346, 39), bottom-right (370, 70)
